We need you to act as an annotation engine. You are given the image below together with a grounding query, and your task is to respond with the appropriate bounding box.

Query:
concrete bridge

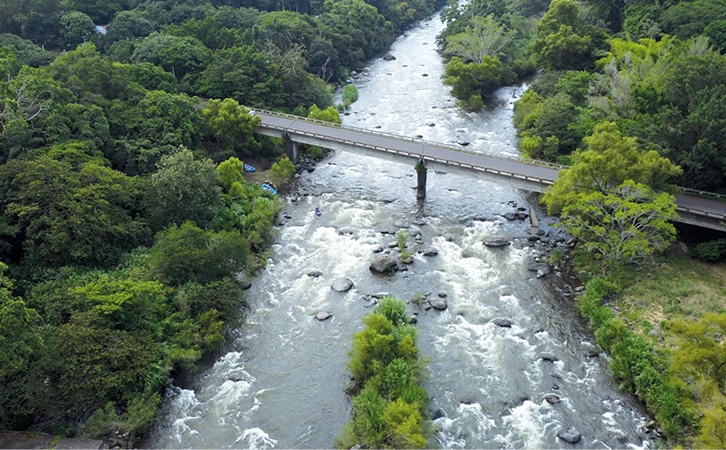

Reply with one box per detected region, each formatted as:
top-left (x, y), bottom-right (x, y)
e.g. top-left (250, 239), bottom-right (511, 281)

top-left (253, 109), bottom-right (726, 232)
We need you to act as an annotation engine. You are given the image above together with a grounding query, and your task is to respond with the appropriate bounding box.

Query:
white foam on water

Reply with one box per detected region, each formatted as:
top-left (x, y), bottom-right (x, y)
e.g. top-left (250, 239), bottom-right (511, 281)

top-left (209, 379), bottom-right (255, 417)
top-left (235, 427), bottom-right (278, 449)
top-left (163, 387), bottom-right (202, 443)
top-left (495, 400), bottom-right (556, 449)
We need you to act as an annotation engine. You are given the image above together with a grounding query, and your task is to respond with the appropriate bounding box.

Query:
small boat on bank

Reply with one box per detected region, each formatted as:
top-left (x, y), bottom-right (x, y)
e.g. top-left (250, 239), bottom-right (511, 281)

top-left (244, 163), bottom-right (256, 172)
top-left (261, 183), bottom-right (277, 194)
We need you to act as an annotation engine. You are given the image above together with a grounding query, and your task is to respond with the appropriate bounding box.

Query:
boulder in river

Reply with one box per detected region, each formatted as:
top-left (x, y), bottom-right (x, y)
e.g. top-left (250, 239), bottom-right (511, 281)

top-left (315, 311), bottom-right (333, 321)
top-left (371, 292), bottom-right (390, 299)
top-left (428, 298), bottom-right (448, 310)
top-left (557, 429), bottom-right (582, 444)
top-left (383, 54), bottom-right (396, 61)
top-left (527, 263), bottom-right (552, 276)
top-left (544, 394), bottom-right (561, 404)
top-left (456, 140), bottom-right (470, 146)
top-left (370, 255), bottom-right (398, 274)
top-left (337, 227), bottom-right (354, 235)
top-left (332, 277), bottom-right (354, 292)
top-left (422, 248), bottom-right (438, 257)
top-left (307, 270), bottom-right (324, 278)
top-left (408, 226), bottom-right (422, 237)
top-left (493, 319), bottom-right (513, 328)
top-left (484, 239), bottom-right (510, 248)
top-left (502, 212), bottom-right (517, 221)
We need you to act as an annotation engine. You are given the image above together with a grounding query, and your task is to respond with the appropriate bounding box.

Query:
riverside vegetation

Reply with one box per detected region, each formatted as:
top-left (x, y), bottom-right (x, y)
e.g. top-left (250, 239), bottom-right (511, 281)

top-left (436, 0), bottom-right (726, 446)
top-left (336, 297), bottom-right (430, 449)
top-left (0, 0), bottom-right (444, 444)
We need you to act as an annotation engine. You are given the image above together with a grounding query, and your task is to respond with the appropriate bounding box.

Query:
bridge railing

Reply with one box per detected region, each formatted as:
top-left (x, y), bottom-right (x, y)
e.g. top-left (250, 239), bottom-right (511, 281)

top-left (254, 108), bottom-right (726, 218)
top-left (252, 108), bottom-right (567, 171)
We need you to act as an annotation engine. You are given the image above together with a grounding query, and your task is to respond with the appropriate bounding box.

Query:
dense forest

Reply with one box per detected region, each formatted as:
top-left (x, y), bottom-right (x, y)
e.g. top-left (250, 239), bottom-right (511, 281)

top-left (3, 0), bottom-right (726, 446)
top-left (433, 0), bottom-right (726, 446)
top-left (0, 0), bottom-right (444, 444)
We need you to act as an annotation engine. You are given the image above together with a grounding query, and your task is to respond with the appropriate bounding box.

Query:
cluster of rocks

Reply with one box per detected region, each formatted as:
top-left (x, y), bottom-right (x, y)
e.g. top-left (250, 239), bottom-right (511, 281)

top-left (295, 155), bottom-right (318, 173)
top-left (369, 218), bottom-right (438, 275)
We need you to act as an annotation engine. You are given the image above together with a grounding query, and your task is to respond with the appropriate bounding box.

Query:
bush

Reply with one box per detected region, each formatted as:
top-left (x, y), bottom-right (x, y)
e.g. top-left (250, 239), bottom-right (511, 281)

top-left (342, 84), bottom-right (359, 106)
top-left (269, 157), bottom-right (296, 188)
top-left (695, 239), bottom-right (726, 261)
top-left (338, 297), bottom-right (429, 448)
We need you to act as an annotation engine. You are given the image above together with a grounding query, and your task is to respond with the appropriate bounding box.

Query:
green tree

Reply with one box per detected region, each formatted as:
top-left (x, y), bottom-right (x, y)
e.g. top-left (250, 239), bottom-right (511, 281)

top-left (307, 104), bottom-right (341, 123)
top-left (0, 263), bottom-right (42, 428)
top-left (4, 155), bottom-right (142, 267)
top-left (203, 98), bottom-right (261, 158)
top-left (444, 15), bottom-right (515, 63)
top-left (269, 157), bottom-right (296, 187)
top-left (542, 122), bottom-right (682, 214)
top-left (533, 0), bottom-right (593, 70)
top-left (131, 33), bottom-right (212, 81)
top-left (148, 222), bottom-right (249, 285)
top-left (560, 180), bottom-right (678, 266)
top-left (442, 56), bottom-right (506, 109)
top-left (59, 11), bottom-right (95, 48)
top-left (197, 45), bottom-right (283, 107)
top-left (217, 157), bottom-right (245, 192)
top-left (145, 147), bottom-right (223, 230)
top-left (105, 11), bottom-right (156, 44)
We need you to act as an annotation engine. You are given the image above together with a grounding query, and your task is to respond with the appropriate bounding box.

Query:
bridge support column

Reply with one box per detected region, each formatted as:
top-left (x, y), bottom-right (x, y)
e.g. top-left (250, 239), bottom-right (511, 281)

top-left (415, 159), bottom-right (427, 200)
top-left (283, 132), bottom-right (299, 163)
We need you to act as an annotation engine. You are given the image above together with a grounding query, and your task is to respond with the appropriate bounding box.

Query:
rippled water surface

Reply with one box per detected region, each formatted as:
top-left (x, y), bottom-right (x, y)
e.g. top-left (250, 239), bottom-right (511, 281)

top-left (146, 12), bottom-right (651, 450)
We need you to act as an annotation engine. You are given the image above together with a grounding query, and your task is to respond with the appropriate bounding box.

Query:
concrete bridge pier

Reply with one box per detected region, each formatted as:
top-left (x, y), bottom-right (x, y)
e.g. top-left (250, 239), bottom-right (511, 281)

top-left (283, 132), bottom-right (299, 163)
top-left (415, 159), bottom-right (427, 200)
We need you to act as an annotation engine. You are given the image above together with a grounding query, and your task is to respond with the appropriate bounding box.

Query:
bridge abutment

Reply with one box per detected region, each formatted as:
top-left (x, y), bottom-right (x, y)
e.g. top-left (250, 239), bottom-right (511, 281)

top-left (416, 159), bottom-right (427, 200)
top-left (283, 132), bottom-right (299, 163)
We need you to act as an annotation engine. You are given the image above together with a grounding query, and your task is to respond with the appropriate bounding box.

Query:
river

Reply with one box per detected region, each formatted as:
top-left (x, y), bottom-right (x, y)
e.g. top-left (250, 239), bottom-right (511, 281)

top-left (145, 12), bottom-right (651, 450)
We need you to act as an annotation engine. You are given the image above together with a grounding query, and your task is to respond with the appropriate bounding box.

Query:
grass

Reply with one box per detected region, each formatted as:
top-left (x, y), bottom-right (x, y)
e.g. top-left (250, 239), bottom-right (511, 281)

top-left (615, 251), bottom-right (726, 337)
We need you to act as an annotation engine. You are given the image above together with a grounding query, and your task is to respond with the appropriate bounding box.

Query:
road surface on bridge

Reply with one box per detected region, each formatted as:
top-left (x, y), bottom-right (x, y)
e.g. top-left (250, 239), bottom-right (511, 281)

top-left (256, 111), bottom-right (726, 225)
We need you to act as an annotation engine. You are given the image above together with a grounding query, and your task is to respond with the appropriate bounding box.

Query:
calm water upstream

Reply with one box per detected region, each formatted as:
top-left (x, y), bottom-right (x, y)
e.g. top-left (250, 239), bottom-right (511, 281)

top-left (145, 12), bottom-right (651, 450)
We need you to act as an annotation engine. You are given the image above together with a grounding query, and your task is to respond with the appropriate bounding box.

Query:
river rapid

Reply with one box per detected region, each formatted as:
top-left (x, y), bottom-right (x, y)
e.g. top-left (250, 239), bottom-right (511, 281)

top-left (145, 12), bottom-right (652, 450)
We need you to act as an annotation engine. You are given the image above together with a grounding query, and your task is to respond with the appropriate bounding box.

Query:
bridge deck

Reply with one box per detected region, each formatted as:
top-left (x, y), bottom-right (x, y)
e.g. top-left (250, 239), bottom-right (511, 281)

top-left (255, 110), bottom-right (726, 230)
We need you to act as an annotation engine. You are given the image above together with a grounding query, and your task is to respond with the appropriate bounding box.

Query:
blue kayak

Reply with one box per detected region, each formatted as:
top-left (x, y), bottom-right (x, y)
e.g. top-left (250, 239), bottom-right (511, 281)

top-left (244, 163), bottom-right (256, 172)
top-left (261, 183), bottom-right (277, 194)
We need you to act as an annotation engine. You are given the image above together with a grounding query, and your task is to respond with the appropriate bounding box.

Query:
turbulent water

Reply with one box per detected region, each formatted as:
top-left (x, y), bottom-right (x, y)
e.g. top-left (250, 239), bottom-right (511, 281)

top-left (145, 12), bottom-right (651, 450)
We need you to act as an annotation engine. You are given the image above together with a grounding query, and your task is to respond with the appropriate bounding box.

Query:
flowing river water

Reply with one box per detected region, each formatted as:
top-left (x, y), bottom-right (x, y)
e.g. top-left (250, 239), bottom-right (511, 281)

top-left (145, 12), bottom-right (652, 450)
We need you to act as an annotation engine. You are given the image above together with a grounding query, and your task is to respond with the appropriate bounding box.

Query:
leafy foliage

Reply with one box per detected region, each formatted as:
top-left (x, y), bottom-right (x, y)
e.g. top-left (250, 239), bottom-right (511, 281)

top-left (337, 297), bottom-right (428, 448)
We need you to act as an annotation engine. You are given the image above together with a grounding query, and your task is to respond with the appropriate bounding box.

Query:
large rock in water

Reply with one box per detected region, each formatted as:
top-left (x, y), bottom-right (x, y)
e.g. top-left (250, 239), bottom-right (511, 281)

top-left (370, 255), bottom-right (398, 274)
top-left (383, 53), bottom-right (397, 61)
top-left (484, 239), bottom-right (510, 248)
top-left (527, 263), bottom-right (552, 275)
top-left (315, 311), bottom-right (333, 321)
top-left (332, 277), bottom-right (354, 292)
top-left (493, 319), bottom-right (513, 328)
top-left (428, 298), bottom-right (448, 310)
top-left (557, 429), bottom-right (582, 444)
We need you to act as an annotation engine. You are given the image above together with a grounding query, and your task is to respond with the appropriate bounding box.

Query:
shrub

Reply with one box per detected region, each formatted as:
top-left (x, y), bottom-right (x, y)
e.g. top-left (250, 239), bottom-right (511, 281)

top-left (339, 297), bottom-right (429, 448)
top-left (695, 239), bottom-right (726, 261)
top-left (342, 84), bottom-right (359, 106)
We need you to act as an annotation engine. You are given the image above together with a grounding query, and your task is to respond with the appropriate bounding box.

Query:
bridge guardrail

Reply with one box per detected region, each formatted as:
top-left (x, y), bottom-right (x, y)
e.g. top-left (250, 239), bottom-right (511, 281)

top-left (253, 108), bottom-right (566, 172)
top-left (263, 121), bottom-right (555, 187)
top-left (680, 187), bottom-right (726, 201)
top-left (255, 108), bottom-right (726, 216)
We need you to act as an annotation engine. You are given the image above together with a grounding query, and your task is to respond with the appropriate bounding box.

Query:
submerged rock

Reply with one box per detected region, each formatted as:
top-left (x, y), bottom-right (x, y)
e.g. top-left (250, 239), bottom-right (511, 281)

top-left (544, 394), bottom-right (561, 404)
top-left (493, 319), bottom-right (513, 328)
top-left (484, 239), bottom-right (510, 248)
